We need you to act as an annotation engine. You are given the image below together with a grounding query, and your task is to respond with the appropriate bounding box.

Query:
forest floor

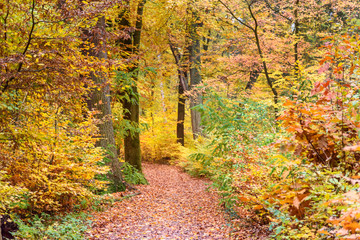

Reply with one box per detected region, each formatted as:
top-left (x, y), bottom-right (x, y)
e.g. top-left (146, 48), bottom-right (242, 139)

top-left (86, 163), bottom-right (269, 240)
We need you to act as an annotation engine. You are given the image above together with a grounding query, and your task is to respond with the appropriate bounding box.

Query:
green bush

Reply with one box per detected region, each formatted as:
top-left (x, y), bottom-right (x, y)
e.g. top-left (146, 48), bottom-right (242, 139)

top-left (122, 162), bottom-right (148, 185)
top-left (13, 213), bottom-right (91, 240)
top-left (179, 88), bottom-right (275, 211)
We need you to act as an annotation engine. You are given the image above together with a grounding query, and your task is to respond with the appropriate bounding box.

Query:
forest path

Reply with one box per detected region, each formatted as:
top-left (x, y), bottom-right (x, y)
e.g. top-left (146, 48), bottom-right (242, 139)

top-left (86, 162), bottom-right (229, 239)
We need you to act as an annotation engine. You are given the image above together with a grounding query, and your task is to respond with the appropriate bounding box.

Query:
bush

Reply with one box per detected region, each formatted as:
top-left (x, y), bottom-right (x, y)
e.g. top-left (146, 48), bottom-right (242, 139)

top-left (140, 120), bottom-right (185, 164)
top-left (13, 213), bottom-right (91, 240)
top-left (0, 172), bottom-right (26, 214)
top-left (178, 88), bottom-right (276, 210)
top-left (0, 98), bottom-right (109, 214)
top-left (122, 162), bottom-right (148, 185)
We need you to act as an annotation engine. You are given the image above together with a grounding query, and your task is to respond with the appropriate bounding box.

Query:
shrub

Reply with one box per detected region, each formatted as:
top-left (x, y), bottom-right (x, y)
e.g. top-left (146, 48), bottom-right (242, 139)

top-left (140, 120), bottom-right (185, 164)
top-left (0, 97), bottom-right (109, 214)
top-left (13, 213), bottom-right (91, 240)
top-left (0, 172), bottom-right (26, 214)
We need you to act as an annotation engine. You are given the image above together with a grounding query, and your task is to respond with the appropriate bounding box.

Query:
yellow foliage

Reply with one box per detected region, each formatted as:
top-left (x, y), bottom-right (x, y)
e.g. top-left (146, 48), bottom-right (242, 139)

top-left (141, 120), bottom-right (186, 164)
top-left (137, 71), bottom-right (193, 164)
top-left (0, 0), bottom-right (117, 215)
top-left (0, 95), bottom-right (108, 213)
top-left (0, 172), bottom-right (26, 214)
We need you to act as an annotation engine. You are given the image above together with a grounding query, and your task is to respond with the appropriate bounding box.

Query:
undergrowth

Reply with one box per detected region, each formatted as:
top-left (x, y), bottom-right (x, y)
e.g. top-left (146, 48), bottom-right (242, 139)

top-left (178, 65), bottom-right (360, 239)
top-left (13, 213), bottom-right (91, 240)
top-left (122, 162), bottom-right (148, 185)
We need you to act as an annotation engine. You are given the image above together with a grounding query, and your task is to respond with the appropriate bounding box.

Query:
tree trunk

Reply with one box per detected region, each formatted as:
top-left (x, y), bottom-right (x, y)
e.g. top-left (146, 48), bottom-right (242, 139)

top-left (118, 0), bottom-right (146, 171)
top-left (248, 4), bottom-right (278, 119)
top-left (294, 0), bottom-right (300, 81)
top-left (177, 82), bottom-right (186, 146)
top-left (188, 9), bottom-right (203, 140)
top-left (169, 38), bottom-right (188, 146)
top-left (123, 86), bottom-right (141, 171)
top-left (84, 17), bottom-right (125, 190)
top-left (245, 70), bottom-right (260, 90)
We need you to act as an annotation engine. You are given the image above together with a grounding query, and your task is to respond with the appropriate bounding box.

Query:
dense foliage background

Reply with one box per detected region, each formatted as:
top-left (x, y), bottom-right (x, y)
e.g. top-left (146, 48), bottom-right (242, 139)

top-left (2, 0), bottom-right (360, 239)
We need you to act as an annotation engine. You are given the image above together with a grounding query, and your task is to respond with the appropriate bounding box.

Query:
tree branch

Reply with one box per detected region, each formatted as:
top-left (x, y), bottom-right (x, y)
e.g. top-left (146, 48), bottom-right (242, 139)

top-left (218, 0), bottom-right (254, 31)
top-left (168, 35), bottom-right (189, 91)
top-left (263, 0), bottom-right (292, 22)
top-left (1, 0), bottom-right (36, 94)
top-left (3, 0), bottom-right (10, 41)
top-left (299, 116), bottom-right (327, 164)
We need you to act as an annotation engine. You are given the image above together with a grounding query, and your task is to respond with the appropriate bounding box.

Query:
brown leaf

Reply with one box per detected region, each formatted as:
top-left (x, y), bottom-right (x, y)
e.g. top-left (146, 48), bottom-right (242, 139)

top-left (344, 222), bottom-right (360, 234)
top-left (293, 196), bottom-right (300, 209)
top-left (318, 135), bottom-right (328, 149)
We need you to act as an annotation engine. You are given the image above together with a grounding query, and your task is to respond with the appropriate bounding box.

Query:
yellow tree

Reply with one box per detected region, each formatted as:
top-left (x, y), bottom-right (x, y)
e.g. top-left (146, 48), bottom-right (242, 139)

top-left (0, 0), bottom-right (122, 212)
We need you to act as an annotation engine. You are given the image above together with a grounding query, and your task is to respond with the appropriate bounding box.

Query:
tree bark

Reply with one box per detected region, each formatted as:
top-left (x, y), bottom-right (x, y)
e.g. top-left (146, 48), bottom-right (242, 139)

top-left (117, 0), bottom-right (146, 171)
top-left (245, 70), bottom-right (260, 90)
top-left (84, 17), bottom-right (125, 190)
top-left (294, 0), bottom-right (300, 81)
top-left (169, 36), bottom-right (188, 146)
top-left (177, 81), bottom-right (186, 146)
top-left (188, 7), bottom-right (203, 140)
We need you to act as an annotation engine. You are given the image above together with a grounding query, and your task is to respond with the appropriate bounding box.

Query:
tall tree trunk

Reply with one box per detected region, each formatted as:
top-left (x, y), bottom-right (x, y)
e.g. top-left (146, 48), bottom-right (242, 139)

top-left (118, 0), bottom-right (146, 171)
top-left (177, 81), bottom-right (186, 146)
top-left (169, 38), bottom-right (189, 146)
top-left (84, 17), bottom-right (125, 190)
top-left (188, 7), bottom-right (203, 140)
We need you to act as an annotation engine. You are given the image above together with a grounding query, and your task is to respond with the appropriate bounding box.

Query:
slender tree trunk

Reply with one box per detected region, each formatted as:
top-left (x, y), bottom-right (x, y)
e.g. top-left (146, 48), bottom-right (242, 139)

top-left (177, 81), bottom-right (186, 146)
top-left (245, 70), bottom-right (260, 90)
top-left (118, 0), bottom-right (146, 171)
top-left (294, 0), bottom-right (299, 80)
top-left (203, 29), bottom-right (211, 51)
top-left (84, 17), bottom-right (125, 190)
top-left (218, 0), bottom-right (278, 119)
top-left (169, 39), bottom-right (188, 146)
top-left (160, 82), bottom-right (167, 119)
top-left (188, 8), bottom-right (203, 139)
top-left (175, 66), bottom-right (188, 146)
top-left (248, 4), bottom-right (278, 119)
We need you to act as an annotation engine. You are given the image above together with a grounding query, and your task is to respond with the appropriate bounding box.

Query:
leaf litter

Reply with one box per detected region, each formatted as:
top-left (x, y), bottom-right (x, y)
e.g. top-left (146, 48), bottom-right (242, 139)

top-left (86, 163), bottom-right (269, 239)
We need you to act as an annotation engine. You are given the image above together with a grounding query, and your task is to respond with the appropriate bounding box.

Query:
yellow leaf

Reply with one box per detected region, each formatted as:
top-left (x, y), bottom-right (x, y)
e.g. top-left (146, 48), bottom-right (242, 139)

top-left (253, 204), bottom-right (263, 210)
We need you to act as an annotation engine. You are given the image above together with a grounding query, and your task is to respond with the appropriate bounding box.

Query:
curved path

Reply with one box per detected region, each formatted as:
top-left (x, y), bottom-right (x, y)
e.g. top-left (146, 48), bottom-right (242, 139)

top-left (87, 163), bottom-right (229, 239)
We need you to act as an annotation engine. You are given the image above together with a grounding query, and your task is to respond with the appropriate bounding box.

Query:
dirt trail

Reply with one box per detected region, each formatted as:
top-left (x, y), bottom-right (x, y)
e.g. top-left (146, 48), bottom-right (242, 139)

top-left (87, 163), bottom-right (229, 239)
